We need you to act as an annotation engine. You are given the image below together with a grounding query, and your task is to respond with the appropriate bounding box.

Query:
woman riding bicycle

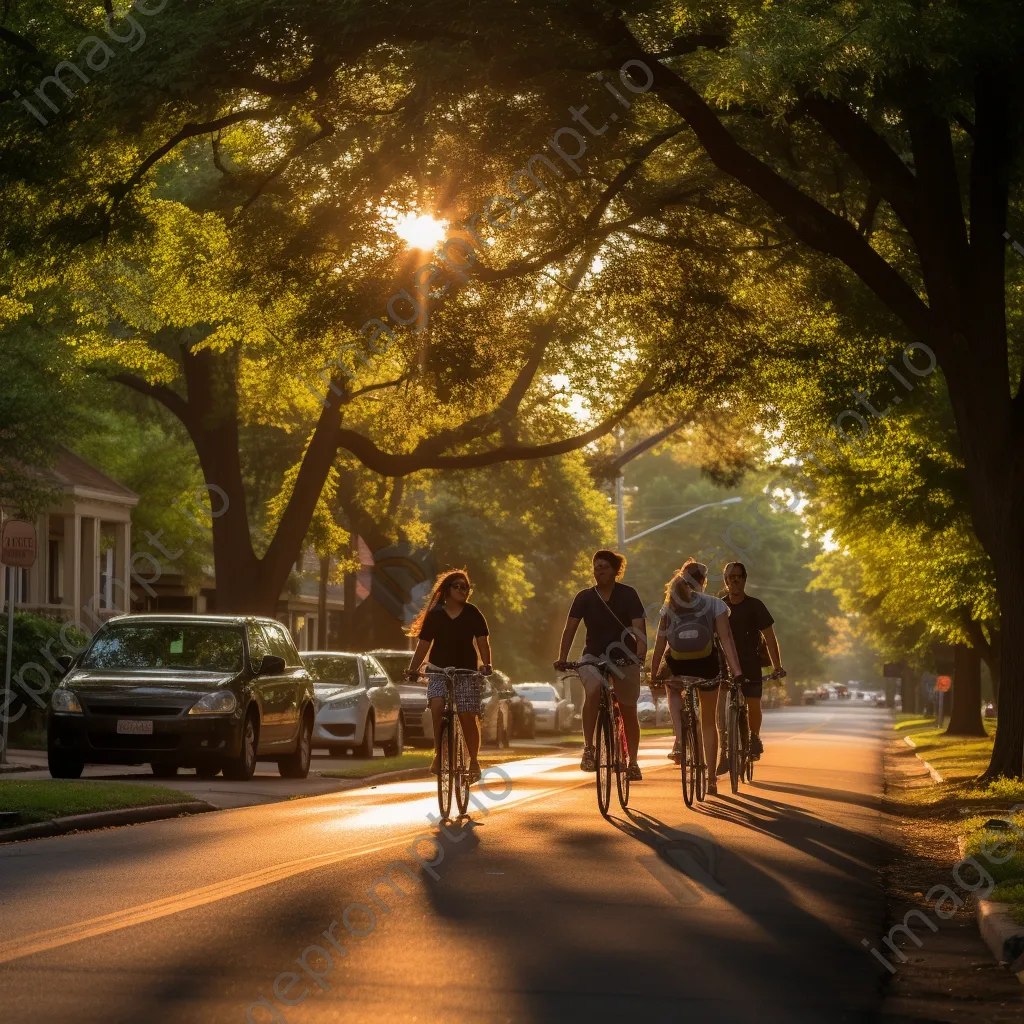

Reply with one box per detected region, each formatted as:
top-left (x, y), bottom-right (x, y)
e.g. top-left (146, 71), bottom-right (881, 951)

top-left (406, 569), bottom-right (492, 782)
top-left (650, 559), bottom-right (745, 796)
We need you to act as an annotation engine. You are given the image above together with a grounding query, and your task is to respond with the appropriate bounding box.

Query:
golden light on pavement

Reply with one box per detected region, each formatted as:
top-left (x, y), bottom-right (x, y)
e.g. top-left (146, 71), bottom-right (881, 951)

top-left (391, 210), bottom-right (448, 250)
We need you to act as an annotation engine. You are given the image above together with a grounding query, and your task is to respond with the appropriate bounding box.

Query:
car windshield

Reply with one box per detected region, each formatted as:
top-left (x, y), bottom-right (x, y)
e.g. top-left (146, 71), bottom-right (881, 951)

top-left (516, 685), bottom-right (558, 702)
top-left (372, 652), bottom-right (415, 683)
top-left (81, 623), bottom-right (244, 672)
top-left (301, 655), bottom-right (361, 687)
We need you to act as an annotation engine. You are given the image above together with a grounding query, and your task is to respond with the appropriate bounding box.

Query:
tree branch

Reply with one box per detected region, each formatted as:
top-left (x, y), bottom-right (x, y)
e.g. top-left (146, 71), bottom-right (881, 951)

top-left (110, 372), bottom-right (190, 423)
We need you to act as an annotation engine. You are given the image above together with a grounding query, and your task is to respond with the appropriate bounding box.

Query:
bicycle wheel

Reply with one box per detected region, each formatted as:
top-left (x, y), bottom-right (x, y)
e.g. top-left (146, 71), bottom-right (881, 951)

top-left (691, 689), bottom-right (708, 802)
top-left (595, 710), bottom-right (612, 817)
top-left (727, 700), bottom-right (740, 794)
top-left (614, 711), bottom-right (630, 810)
top-left (740, 709), bottom-right (754, 783)
top-left (454, 717), bottom-right (470, 815)
top-left (437, 714), bottom-right (454, 820)
top-left (681, 703), bottom-right (696, 808)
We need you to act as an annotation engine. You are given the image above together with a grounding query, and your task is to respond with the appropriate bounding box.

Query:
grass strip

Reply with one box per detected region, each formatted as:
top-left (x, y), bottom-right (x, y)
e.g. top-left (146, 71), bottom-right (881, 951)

top-left (0, 780), bottom-right (195, 827)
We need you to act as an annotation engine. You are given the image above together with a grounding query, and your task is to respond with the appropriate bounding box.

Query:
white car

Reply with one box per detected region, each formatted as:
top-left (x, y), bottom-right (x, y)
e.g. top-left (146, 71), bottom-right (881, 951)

top-left (637, 685), bottom-right (672, 727)
top-left (300, 652), bottom-right (404, 758)
top-left (513, 683), bottom-right (573, 734)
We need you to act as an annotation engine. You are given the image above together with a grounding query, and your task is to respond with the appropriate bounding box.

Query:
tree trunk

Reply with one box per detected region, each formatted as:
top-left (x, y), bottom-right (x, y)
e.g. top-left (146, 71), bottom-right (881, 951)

top-left (985, 549), bottom-right (1024, 778)
top-left (945, 643), bottom-right (986, 737)
top-left (900, 665), bottom-right (921, 715)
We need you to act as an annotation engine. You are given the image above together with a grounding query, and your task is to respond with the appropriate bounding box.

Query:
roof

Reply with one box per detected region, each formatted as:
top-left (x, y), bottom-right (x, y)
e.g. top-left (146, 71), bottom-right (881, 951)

top-left (42, 448), bottom-right (139, 505)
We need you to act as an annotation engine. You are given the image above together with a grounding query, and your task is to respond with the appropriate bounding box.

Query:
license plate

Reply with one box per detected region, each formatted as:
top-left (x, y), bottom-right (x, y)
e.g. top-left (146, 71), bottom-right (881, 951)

top-left (116, 719), bottom-right (154, 735)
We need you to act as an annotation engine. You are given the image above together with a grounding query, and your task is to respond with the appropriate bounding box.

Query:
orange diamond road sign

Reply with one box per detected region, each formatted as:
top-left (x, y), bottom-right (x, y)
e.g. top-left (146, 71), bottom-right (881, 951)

top-left (1, 520), bottom-right (36, 568)
top-left (936, 675), bottom-right (952, 692)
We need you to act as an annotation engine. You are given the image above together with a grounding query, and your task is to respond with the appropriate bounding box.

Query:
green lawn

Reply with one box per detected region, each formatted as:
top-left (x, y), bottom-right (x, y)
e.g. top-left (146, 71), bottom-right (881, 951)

top-left (890, 716), bottom-right (1024, 922)
top-left (0, 780), bottom-right (195, 827)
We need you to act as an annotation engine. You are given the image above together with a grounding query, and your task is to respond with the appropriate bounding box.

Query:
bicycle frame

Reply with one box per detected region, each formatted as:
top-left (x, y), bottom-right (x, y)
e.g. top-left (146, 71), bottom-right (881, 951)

top-left (725, 677), bottom-right (752, 792)
top-left (664, 676), bottom-right (708, 806)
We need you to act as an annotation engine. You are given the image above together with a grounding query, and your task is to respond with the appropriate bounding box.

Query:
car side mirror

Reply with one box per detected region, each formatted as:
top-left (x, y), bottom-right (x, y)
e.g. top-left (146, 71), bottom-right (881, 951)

top-left (257, 654), bottom-right (286, 676)
top-left (55, 654), bottom-right (74, 675)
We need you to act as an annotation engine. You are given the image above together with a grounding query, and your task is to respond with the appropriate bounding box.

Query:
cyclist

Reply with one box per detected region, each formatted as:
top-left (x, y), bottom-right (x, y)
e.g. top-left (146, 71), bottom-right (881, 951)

top-left (650, 559), bottom-right (745, 796)
top-left (721, 561), bottom-right (784, 762)
top-left (554, 549), bottom-right (646, 780)
top-left (406, 569), bottom-right (492, 782)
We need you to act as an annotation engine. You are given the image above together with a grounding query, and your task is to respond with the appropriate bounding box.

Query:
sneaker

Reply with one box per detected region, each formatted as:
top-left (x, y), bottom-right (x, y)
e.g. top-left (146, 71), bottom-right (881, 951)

top-left (750, 734), bottom-right (764, 760)
top-left (715, 756), bottom-right (729, 777)
top-left (580, 747), bottom-right (596, 772)
top-left (469, 761), bottom-right (482, 783)
top-left (429, 755), bottom-right (440, 775)
top-left (627, 761), bottom-right (643, 781)
top-left (670, 739), bottom-right (682, 765)
top-left (707, 778), bottom-right (718, 796)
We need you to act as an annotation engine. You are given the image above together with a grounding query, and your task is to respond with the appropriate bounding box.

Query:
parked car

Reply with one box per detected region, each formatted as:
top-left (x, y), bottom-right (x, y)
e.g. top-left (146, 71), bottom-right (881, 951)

top-left (509, 689), bottom-right (537, 739)
top-left (368, 648), bottom-right (432, 747)
top-left (801, 688), bottom-right (816, 705)
top-left (513, 683), bottom-right (573, 734)
top-left (637, 685), bottom-right (672, 727)
top-left (480, 671), bottom-right (514, 747)
top-left (300, 652), bottom-right (404, 758)
top-left (47, 614), bottom-right (315, 781)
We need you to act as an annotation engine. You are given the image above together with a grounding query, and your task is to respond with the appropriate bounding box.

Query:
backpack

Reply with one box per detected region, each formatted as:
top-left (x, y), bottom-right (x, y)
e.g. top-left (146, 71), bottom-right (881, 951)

top-left (664, 599), bottom-right (715, 658)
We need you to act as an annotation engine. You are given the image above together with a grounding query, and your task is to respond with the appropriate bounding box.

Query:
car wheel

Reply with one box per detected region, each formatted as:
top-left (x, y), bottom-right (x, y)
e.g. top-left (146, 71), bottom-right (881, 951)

top-left (382, 714), bottom-right (404, 758)
top-left (224, 710), bottom-right (259, 781)
top-left (48, 748), bottom-right (84, 779)
top-left (495, 713), bottom-right (507, 749)
top-left (279, 710), bottom-right (313, 779)
top-left (354, 715), bottom-right (374, 759)
top-left (150, 762), bottom-right (179, 779)
top-left (526, 724), bottom-right (536, 739)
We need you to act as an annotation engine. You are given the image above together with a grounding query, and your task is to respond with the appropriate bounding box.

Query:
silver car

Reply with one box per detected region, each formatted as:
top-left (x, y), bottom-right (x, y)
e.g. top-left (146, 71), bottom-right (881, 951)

top-left (299, 652), bottom-right (404, 758)
top-left (637, 685), bottom-right (672, 727)
top-left (368, 649), bottom-right (432, 748)
top-left (513, 683), bottom-right (574, 734)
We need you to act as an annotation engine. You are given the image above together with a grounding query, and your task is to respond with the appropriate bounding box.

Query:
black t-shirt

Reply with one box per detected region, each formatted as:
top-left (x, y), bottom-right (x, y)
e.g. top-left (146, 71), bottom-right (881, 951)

top-left (568, 583), bottom-right (646, 662)
top-left (420, 603), bottom-right (489, 670)
top-left (723, 595), bottom-right (774, 682)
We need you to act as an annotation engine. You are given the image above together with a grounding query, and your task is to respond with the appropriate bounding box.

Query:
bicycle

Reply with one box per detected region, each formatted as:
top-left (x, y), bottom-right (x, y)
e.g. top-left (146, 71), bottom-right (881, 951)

top-left (724, 668), bottom-right (785, 792)
top-left (662, 675), bottom-right (708, 807)
top-left (418, 666), bottom-right (478, 821)
top-left (565, 661), bottom-right (629, 817)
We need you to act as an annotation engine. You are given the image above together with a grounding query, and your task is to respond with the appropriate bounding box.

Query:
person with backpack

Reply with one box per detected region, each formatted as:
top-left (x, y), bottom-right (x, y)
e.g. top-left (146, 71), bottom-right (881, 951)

top-left (650, 559), bottom-right (745, 796)
top-left (554, 549), bottom-right (647, 780)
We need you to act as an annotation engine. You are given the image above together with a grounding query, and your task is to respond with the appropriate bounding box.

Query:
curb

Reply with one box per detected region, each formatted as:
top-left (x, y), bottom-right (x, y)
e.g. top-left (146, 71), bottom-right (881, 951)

top-left (318, 766), bottom-right (434, 787)
top-left (0, 800), bottom-right (217, 843)
top-left (978, 899), bottom-right (1024, 980)
top-left (916, 753), bottom-right (943, 782)
top-left (957, 835), bottom-right (1024, 983)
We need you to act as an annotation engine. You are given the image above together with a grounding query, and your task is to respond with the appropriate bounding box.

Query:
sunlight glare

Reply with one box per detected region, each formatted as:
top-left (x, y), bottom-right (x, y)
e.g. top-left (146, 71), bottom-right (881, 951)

top-left (391, 210), bottom-right (448, 250)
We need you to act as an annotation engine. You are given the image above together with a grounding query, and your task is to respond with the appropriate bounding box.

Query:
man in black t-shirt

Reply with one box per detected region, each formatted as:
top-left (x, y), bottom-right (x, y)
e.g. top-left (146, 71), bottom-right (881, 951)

top-left (722, 561), bottom-right (784, 760)
top-left (555, 549), bottom-right (647, 779)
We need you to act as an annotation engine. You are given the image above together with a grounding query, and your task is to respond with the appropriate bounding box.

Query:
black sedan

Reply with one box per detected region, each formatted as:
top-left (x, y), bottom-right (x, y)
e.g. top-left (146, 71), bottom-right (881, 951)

top-left (47, 615), bottom-right (315, 781)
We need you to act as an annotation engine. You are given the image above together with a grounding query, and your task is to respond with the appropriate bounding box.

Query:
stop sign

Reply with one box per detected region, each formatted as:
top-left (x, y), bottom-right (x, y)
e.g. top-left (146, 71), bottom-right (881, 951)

top-left (936, 675), bottom-right (952, 692)
top-left (1, 520), bottom-right (36, 568)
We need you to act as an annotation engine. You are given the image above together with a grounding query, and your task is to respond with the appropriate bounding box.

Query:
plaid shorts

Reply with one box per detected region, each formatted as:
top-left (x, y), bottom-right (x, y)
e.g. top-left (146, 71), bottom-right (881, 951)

top-left (425, 669), bottom-right (482, 715)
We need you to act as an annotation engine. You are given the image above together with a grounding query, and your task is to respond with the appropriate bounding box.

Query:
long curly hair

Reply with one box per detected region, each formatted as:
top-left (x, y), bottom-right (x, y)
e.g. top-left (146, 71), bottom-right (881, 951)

top-left (407, 568), bottom-right (471, 638)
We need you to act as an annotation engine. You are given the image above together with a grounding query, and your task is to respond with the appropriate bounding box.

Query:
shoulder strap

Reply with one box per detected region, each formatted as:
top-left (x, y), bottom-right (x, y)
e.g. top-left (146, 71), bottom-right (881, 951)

top-left (592, 586), bottom-right (629, 629)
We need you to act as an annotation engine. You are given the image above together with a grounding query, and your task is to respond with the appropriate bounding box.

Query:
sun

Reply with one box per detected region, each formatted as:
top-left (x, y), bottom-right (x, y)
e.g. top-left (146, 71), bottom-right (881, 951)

top-left (391, 211), bottom-right (448, 250)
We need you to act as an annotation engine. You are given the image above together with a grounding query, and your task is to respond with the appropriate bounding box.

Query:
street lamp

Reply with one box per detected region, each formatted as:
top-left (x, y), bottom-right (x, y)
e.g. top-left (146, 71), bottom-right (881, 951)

top-left (623, 496), bottom-right (743, 546)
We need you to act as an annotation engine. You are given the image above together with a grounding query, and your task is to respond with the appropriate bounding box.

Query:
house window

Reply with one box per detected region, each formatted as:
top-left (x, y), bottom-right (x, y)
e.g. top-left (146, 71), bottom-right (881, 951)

top-left (48, 540), bottom-right (62, 604)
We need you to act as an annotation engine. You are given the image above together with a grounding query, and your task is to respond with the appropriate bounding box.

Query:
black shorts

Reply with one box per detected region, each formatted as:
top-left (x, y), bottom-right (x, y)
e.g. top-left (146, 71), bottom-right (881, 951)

top-left (666, 652), bottom-right (721, 690)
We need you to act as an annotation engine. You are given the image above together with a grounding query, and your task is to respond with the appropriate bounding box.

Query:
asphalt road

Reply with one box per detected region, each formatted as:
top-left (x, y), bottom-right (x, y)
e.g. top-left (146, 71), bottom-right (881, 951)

top-left (0, 704), bottom-right (889, 1023)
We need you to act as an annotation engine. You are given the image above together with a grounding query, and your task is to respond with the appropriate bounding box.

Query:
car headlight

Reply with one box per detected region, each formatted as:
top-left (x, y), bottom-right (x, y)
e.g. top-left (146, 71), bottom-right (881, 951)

top-left (51, 689), bottom-right (82, 714)
top-left (188, 691), bottom-right (238, 715)
top-left (319, 689), bottom-right (361, 710)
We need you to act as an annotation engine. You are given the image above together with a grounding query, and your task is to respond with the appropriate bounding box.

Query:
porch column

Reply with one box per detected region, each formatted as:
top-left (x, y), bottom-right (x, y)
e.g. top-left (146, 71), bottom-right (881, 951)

top-left (63, 514), bottom-right (81, 625)
top-left (79, 517), bottom-right (102, 628)
top-left (27, 513), bottom-right (47, 606)
top-left (111, 521), bottom-right (131, 614)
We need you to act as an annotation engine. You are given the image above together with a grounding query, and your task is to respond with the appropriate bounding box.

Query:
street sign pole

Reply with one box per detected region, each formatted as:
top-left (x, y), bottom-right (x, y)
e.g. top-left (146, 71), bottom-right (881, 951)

top-left (1, 567), bottom-right (15, 765)
top-left (936, 689), bottom-right (943, 729)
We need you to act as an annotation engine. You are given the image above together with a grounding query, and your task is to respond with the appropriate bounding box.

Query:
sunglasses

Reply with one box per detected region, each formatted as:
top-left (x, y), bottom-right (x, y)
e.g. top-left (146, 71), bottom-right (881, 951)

top-left (449, 581), bottom-right (471, 592)
top-left (725, 574), bottom-right (746, 581)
